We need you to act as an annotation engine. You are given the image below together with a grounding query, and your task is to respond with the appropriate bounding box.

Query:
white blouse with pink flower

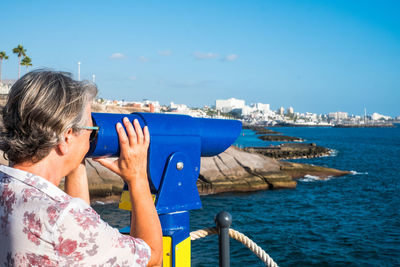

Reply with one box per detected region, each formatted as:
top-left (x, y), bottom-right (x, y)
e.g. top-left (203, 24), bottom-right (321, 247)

top-left (0, 165), bottom-right (150, 267)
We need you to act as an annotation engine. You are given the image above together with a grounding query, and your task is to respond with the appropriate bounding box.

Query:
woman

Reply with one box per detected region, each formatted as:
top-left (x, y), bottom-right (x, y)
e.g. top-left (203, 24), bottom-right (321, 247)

top-left (0, 70), bottom-right (162, 266)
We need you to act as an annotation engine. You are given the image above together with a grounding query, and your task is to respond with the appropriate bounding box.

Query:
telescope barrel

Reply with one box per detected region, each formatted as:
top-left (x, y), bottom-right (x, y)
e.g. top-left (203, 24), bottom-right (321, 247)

top-left (87, 113), bottom-right (242, 158)
top-left (194, 117), bottom-right (242, 157)
top-left (87, 112), bottom-right (241, 191)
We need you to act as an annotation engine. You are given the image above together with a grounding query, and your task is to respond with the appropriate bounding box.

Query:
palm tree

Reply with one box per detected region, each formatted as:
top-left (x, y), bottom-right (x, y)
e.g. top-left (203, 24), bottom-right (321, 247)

top-left (0, 51), bottom-right (9, 84)
top-left (12, 45), bottom-right (27, 79)
top-left (21, 56), bottom-right (32, 74)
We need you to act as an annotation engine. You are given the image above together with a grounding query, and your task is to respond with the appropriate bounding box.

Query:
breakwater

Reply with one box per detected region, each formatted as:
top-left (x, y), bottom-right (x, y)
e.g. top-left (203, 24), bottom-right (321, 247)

top-left (241, 125), bottom-right (332, 159)
top-left (197, 146), bottom-right (348, 195)
top-left (244, 143), bottom-right (331, 159)
top-left (257, 134), bottom-right (303, 142)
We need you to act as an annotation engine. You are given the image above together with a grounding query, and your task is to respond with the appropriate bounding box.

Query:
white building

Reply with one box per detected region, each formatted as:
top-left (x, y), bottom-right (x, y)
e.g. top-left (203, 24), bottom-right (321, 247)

top-left (0, 80), bottom-right (16, 95)
top-left (371, 113), bottom-right (391, 121)
top-left (143, 99), bottom-right (160, 107)
top-left (328, 111), bottom-right (348, 120)
top-left (304, 112), bottom-right (317, 121)
top-left (277, 107), bottom-right (285, 116)
top-left (187, 109), bottom-right (207, 118)
top-left (287, 106), bottom-right (294, 115)
top-left (215, 98), bottom-right (245, 113)
top-left (142, 99), bottom-right (161, 112)
top-left (170, 102), bottom-right (189, 112)
top-left (253, 103), bottom-right (270, 113)
top-left (238, 105), bottom-right (256, 116)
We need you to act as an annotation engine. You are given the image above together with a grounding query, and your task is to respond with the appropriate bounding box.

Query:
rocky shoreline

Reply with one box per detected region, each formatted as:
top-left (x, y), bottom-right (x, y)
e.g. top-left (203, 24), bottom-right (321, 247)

top-left (246, 124), bottom-right (306, 142)
top-left (242, 126), bottom-right (281, 135)
top-left (197, 146), bottom-right (347, 195)
top-left (0, 145), bottom-right (349, 203)
top-left (244, 143), bottom-right (332, 159)
top-left (243, 124), bottom-right (333, 159)
top-left (257, 135), bottom-right (303, 142)
top-left (80, 146), bottom-right (348, 198)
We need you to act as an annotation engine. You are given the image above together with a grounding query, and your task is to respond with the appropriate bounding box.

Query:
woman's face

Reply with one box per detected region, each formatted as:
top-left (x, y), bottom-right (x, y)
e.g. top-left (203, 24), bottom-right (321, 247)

top-left (70, 104), bottom-right (93, 166)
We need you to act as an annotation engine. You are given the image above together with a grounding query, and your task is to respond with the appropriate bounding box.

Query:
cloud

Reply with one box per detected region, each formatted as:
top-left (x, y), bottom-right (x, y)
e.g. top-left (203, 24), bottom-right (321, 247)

top-left (192, 51), bottom-right (219, 60)
top-left (129, 76), bottom-right (137, 80)
top-left (223, 54), bottom-right (238, 62)
top-left (139, 56), bottom-right (150, 62)
top-left (109, 53), bottom-right (125, 59)
top-left (158, 50), bottom-right (172, 56)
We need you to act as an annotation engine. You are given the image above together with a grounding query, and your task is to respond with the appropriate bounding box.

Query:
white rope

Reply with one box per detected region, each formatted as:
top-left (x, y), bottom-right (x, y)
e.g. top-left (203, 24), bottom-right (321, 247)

top-left (190, 227), bottom-right (279, 267)
top-left (190, 227), bottom-right (218, 240)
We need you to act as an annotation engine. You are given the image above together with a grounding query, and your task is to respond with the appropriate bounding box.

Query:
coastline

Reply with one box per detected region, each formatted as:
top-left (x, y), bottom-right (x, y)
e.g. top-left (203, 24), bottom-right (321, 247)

top-left (0, 145), bottom-right (348, 205)
top-left (0, 105), bottom-right (350, 204)
top-left (196, 146), bottom-right (349, 195)
top-left (87, 146), bottom-right (348, 203)
top-left (243, 143), bottom-right (332, 159)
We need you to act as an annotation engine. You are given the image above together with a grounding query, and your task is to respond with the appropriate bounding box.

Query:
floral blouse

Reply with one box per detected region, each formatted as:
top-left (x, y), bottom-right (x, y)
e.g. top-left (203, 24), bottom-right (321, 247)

top-left (0, 165), bottom-right (150, 267)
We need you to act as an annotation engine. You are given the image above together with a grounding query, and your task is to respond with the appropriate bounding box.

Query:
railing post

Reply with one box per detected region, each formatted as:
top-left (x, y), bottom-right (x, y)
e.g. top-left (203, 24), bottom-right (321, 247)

top-left (215, 211), bottom-right (232, 267)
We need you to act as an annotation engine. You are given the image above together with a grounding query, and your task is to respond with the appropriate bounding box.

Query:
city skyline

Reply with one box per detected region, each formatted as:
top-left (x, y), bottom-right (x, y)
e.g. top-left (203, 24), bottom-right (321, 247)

top-left (97, 96), bottom-right (397, 119)
top-left (1, 0), bottom-right (399, 116)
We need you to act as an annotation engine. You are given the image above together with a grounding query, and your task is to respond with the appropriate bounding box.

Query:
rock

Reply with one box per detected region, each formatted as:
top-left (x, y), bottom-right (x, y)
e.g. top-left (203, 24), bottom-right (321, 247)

top-left (0, 153), bottom-right (125, 199)
top-left (56, 158), bottom-right (125, 197)
top-left (257, 135), bottom-right (303, 142)
top-left (242, 125), bottom-right (282, 134)
top-left (244, 143), bottom-right (331, 159)
top-left (242, 125), bottom-right (267, 131)
top-left (255, 129), bottom-right (281, 135)
top-left (279, 161), bottom-right (349, 179)
top-left (198, 146), bottom-right (296, 195)
top-left (80, 147), bottom-right (299, 197)
top-left (85, 159), bottom-right (125, 195)
top-left (197, 146), bottom-right (349, 194)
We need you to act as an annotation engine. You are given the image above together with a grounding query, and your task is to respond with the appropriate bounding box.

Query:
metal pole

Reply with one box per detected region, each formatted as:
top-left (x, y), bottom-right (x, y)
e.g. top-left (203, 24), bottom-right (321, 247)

top-left (215, 211), bottom-right (232, 267)
top-left (78, 62), bottom-right (81, 81)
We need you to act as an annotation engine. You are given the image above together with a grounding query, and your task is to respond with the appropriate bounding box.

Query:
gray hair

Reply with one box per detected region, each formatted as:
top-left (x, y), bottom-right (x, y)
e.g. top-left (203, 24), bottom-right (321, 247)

top-left (0, 69), bottom-right (98, 163)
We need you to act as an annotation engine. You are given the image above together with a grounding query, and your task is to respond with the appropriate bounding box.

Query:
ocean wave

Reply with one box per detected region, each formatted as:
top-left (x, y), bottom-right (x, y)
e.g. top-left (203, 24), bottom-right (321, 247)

top-left (329, 149), bottom-right (339, 157)
top-left (299, 175), bottom-right (334, 182)
top-left (299, 174), bottom-right (321, 182)
top-left (316, 149), bottom-right (338, 158)
top-left (350, 170), bottom-right (368, 175)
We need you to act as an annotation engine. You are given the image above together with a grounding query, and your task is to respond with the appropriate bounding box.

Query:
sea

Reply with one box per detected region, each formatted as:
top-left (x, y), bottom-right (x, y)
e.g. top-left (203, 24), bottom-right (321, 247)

top-left (93, 126), bottom-right (400, 266)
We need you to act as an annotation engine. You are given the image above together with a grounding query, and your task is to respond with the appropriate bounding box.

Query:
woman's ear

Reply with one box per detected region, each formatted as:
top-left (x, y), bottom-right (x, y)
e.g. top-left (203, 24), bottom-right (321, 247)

top-left (57, 128), bottom-right (74, 155)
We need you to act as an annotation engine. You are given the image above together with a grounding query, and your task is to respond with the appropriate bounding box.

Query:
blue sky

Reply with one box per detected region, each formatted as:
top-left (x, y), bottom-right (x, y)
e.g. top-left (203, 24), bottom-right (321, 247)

top-left (1, 0), bottom-right (399, 116)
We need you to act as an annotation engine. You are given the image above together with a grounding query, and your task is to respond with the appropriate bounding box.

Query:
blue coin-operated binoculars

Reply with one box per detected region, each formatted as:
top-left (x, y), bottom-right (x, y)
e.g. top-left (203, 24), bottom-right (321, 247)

top-left (87, 112), bottom-right (241, 266)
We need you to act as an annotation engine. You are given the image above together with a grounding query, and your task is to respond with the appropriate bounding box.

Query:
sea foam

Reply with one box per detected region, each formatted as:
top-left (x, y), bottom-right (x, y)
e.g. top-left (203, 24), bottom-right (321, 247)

top-left (299, 175), bottom-right (334, 182)
top-left (350, 170), bottom-right (368, 175)
top-left (299, 174), bottom-right (321, 182)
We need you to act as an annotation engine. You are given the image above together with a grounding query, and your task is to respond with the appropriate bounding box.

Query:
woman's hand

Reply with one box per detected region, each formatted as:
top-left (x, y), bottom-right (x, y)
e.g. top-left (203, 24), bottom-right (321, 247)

top-left (94, 118), bottom-right (150, 187)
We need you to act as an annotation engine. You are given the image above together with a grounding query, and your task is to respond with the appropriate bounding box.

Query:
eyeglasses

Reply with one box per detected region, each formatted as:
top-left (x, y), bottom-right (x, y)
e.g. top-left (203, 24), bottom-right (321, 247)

top-left (79, 126), bottom-right (99, 142)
